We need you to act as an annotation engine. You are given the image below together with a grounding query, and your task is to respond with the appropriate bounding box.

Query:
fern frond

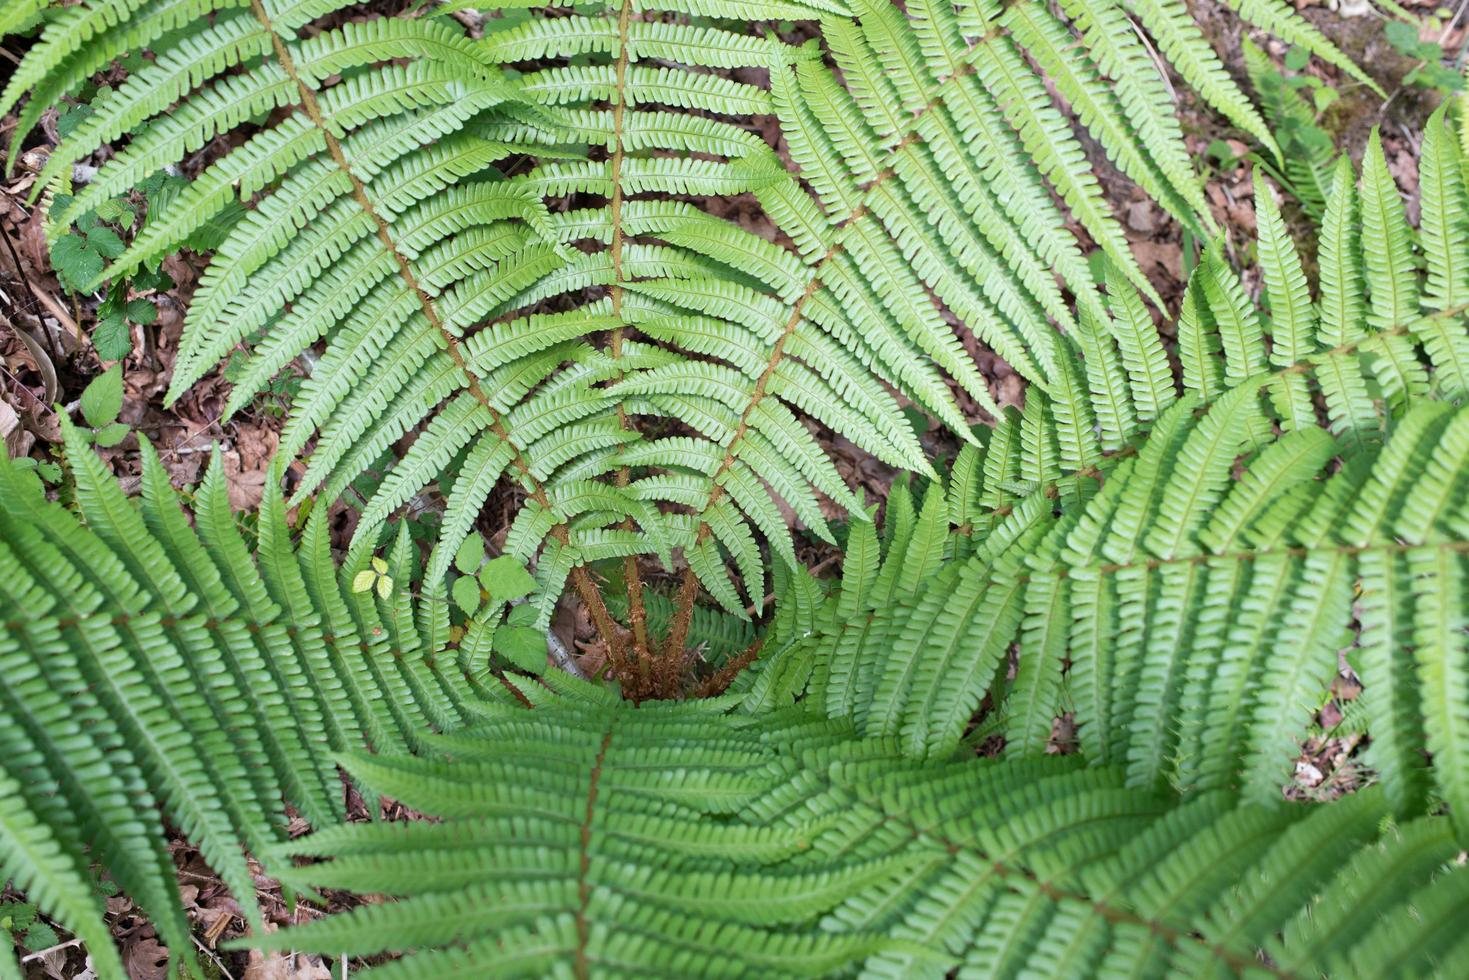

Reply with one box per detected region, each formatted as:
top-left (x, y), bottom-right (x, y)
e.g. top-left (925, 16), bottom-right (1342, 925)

top-left (751, 145), bottom-right (1469, 802)
top-left (252, 690), bottom-right (1469, 978)
top-left (0, 431), bottom-right (501, 973)
top-left (759, 392), bottom-right (1469, 816)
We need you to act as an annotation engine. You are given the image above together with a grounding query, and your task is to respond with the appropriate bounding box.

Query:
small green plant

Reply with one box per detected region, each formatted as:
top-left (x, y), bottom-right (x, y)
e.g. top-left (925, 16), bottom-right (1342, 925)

top-left (47, 195), bottom-right (125, 295)
top-left (1243, 40), bottom-right (1339, 217)
top-left (1, 901), bottom-right (58, 959)
top-left (47, 187), bottom-right (166, 363)
top-left (450, 539), bottom-right (548, 673)
top-left (221, 350), bottom-right (301, 419)
top-left (1386, 16), bottom-right (1465, 95)
top-left (76, 363), bottom-right (128, 447)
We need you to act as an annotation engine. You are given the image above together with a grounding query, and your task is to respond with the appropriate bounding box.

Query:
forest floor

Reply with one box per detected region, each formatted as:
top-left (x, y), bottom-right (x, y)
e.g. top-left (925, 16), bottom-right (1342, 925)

top-left (0, 0), bottom-right (1455, 975)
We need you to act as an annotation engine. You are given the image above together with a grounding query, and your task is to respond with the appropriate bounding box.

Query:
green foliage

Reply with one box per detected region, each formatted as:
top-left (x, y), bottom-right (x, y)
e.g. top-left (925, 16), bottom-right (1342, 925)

top-left (7, 4), bottom-right (1469, 977)
top-left (0, 423), bottom-right (504, 979)
top-left (241, 688), bottom-right (1469, 978)
top-left (747, 126), bottom-right (1469, 816)
top-left (605, 581), bottom-right (759, 666)
top-left (47, 201), bottom-right (123, 292)
top-left (77, 364), bottom-right (129, 446)
top-left (1, 899), bottom-right (58, 959)
top-left (0, 0), bottom-right (1370, 624)
top-left (47, 173), bottom-right (175, 363)
top-left (5, 319), bottom-right (1469, 976)
top-left (1385, 18), bottom-right (1464, 95)
top-left (754, 394), bottom-right (1469, 809)
top-left (1242, 38), bottom-right (1338, 218)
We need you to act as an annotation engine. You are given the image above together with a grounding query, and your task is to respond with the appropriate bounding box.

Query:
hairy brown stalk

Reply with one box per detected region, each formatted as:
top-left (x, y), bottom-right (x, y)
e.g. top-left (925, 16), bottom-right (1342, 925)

top-left (694, 638), bottom-right (763, 698)
top-left (604, 0), bottom-right (653, 666)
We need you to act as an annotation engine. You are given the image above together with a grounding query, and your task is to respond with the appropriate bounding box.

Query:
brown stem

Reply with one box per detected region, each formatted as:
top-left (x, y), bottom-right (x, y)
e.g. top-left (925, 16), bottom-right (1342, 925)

top-left (663, 561), bottom-right (703, 661)
top-left (571, 566), bottom-right (631, 677)
top-left (695, 638), bottom-right (762, 699)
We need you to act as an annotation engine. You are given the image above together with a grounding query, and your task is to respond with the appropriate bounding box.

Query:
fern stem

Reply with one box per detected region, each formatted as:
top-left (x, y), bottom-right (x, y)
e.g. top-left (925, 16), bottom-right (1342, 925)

top-left (694, 637), bottom-right (763, 698)
top-left (244, 0), bottom-right (631, 665)
top-left (574, 726), bottom-right (614, 980)
top-left (604, 0), bottom-right (652, 665)
top-left (663, 562), bottom-right (704, 666)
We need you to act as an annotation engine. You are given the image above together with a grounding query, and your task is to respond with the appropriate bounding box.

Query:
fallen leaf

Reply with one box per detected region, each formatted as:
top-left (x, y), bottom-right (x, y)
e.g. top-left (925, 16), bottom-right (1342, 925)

top-left (223, 449), bottom-right (267, 510)
top-left (243, 950), bottom-right (334, 980)
top-left (122, 936), bottom-right (170, 980)
top-left (0, 397), bottom-right (31, 456)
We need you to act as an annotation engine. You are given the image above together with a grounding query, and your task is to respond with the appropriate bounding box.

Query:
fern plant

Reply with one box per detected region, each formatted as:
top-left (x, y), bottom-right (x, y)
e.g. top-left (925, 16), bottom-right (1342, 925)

top-left (1, 0), bottom-right (1375, 685)
top-left (4, 424), bottom-right (1469, 977)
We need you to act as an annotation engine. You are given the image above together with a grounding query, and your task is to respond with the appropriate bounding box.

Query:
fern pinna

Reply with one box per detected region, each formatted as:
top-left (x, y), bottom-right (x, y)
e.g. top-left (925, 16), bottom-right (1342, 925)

top-left (1, 0), bottom-right (1370, 682)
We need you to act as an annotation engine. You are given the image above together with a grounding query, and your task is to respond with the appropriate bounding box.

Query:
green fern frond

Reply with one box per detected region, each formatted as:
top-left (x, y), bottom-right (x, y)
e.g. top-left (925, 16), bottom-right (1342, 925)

top-left (751, 142), bottom-right (1469, 805)
top-left (757, 390), bottom-right (1469, 813)
top-left (0, 428), bottom-right (501, 974)
top-left (246, 689), bottom-right (1469, 978)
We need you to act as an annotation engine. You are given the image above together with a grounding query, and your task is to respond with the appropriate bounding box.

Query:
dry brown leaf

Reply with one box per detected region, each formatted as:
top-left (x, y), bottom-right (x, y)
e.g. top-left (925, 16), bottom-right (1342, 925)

top-left (122, 936), bottom-right (170, 980)
top-left (243, 950), bottom-right (334, 980)
top-left (223, 449), bottom-right (267, 510)
top-left (0, 397), bottom-right (30, 457)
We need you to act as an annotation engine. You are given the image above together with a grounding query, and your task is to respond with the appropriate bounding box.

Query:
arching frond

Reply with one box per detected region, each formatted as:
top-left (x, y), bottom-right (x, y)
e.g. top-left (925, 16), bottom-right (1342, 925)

top-left (250, 688), bottom-right (1469, 979)
top-left (0, 428), bottom-right (498, 974)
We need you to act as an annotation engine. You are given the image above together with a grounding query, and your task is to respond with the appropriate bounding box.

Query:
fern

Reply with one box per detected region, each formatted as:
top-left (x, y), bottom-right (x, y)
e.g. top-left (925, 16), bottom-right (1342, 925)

top-left (1, 0), bottom-right (1375, 660)
top-left (5, 312), bottom-right (1469, 974)
top-left (0, 422), bottom-right (511, 977)
top-left (750, 129), bottom-right (1469, 819)
top-left (228, 683), bottom-right (1469, 978)
top-left (10, 13), bottom-right (1469, 972)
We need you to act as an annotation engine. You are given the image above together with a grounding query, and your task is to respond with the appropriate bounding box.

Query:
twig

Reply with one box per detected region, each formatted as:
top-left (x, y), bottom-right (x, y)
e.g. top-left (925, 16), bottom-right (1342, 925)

top-left (0, 223), bottom-right (82, 352)
top-left (20, 937), bottom-right (83, 963)
top-left (192, 933), bottom-right (238, 980)
top-left (547, 619), bottom-right (587, 678)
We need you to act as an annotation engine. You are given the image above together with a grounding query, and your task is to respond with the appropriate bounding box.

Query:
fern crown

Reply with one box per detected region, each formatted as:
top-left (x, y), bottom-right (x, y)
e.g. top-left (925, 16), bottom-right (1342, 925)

top-left (2, 0), bottom-right (1371, 630)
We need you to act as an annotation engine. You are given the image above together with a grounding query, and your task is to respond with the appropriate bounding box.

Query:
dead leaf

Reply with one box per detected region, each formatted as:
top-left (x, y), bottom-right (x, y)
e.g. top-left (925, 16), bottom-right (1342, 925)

top-left (243, 950), bottom-right (334, 980)
top-left (223, 449), bottom-right (267, 510)
top-left (1124, 201), bottom-right (1157, 233)
top-left (0, 397), bottom-right (31, 456)
top-left (122, 936), bottom-right (170, 980)
top-left (3, 314), bottom-right (59, 404)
